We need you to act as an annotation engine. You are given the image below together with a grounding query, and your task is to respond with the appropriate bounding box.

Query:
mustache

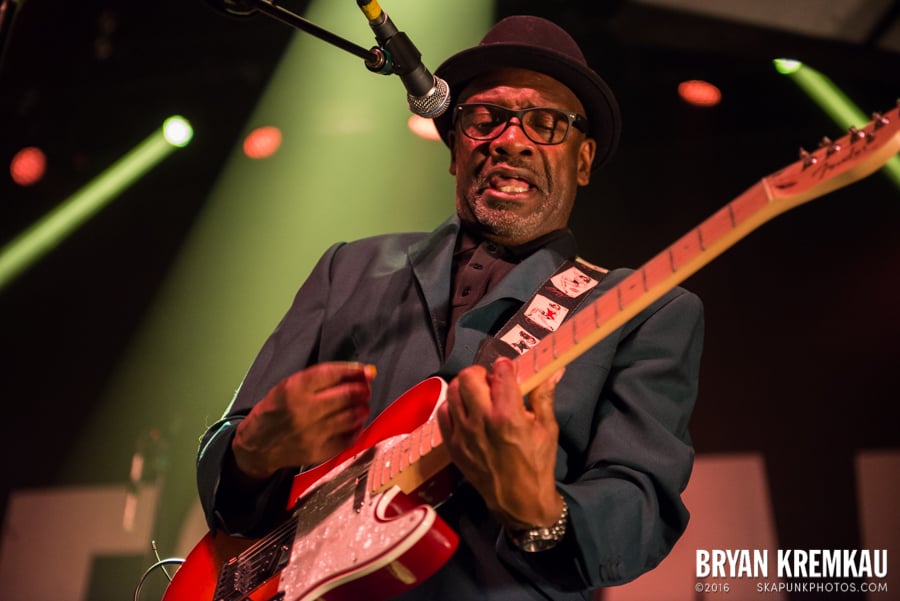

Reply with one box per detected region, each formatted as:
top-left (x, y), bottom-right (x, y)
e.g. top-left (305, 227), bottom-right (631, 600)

top-left (475, 159), bottom-right (543, 189)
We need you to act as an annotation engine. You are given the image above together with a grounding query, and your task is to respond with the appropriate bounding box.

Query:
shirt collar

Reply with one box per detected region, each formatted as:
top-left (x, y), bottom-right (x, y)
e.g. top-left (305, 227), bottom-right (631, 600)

top-left (456, 225), bottom-right (577, 262)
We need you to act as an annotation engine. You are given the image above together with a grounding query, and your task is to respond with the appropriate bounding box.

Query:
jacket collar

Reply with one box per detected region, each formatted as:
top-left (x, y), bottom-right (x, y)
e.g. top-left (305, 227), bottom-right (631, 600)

top-left (407, 215), bottom-right (579, 373)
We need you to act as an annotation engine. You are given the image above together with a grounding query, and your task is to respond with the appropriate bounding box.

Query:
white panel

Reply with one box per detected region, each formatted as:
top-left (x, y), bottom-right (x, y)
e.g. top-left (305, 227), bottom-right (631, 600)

top-left (0, 484), bottom-right (158, 601)
top-left (855, 449), bottom-right (899, 600)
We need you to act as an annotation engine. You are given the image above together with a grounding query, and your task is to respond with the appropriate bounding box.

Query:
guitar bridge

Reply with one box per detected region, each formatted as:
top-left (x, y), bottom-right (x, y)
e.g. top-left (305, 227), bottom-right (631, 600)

top-left (212, 520), bottom-right (296, 601)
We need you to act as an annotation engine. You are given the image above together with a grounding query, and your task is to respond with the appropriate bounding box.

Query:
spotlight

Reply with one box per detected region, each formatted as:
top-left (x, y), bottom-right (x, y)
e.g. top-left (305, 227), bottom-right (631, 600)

top-left (678, 80), bottom-right (722, 107)
top-left (10, 146), bottom-right (47, 186)
top-left (243, 126), bottom-right (283, 159)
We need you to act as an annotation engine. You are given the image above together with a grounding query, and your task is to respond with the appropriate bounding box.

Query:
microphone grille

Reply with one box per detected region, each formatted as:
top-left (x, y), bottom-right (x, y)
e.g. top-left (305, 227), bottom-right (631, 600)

top-left (407, 76), bottom-right (451, 118)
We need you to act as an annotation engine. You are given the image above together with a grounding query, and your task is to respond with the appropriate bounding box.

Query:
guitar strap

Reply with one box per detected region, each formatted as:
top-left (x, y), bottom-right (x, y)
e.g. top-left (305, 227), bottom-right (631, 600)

top-left (473, 257), bottom-right (608, 367)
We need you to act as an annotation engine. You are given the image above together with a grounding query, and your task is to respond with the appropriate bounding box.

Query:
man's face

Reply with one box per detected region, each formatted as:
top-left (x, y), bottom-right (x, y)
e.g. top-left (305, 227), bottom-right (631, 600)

top-left (448, 68), bottom-right (597, 247)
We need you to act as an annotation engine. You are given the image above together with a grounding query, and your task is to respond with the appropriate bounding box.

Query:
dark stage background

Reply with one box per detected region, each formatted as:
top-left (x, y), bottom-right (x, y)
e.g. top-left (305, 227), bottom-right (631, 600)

top-left (1, 1), bottom-right (898, 600)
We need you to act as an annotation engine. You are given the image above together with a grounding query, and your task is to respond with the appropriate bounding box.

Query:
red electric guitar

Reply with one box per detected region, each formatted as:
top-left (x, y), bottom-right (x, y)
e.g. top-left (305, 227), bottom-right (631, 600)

top-left (162, 104), bottom-right (900, 601)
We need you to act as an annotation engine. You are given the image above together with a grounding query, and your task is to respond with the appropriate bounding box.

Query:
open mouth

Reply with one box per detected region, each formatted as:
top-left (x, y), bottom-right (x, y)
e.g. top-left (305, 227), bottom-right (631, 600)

top-left (484, 171), bottom-right (535, 195)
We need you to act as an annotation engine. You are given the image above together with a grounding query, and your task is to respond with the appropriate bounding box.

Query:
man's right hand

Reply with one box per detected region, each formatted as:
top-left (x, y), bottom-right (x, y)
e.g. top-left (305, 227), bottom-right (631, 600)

top-left (231, 362), bottom-right (376, 481)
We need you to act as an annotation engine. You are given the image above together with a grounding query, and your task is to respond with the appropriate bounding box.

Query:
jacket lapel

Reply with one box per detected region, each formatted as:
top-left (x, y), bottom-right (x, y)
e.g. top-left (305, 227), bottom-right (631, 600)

top-left (407, 217), bottom-right (460, 358)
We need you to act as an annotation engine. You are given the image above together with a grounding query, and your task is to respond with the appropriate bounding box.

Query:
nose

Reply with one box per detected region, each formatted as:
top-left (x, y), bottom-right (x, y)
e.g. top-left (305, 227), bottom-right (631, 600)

top-left (489, 117), bottom-right (534, 159)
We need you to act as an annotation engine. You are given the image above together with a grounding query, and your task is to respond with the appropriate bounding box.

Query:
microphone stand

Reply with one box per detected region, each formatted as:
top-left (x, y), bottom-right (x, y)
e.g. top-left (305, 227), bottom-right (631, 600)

top-left (215, 0), bottom-right (393, 74)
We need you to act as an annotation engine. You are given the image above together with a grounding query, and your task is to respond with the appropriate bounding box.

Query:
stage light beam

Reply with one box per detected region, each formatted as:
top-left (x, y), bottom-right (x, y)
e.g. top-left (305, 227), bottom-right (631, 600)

top-left (57, 1), bottom-right (491, 559)
top-left (0, 116), bottom-right (193, 292)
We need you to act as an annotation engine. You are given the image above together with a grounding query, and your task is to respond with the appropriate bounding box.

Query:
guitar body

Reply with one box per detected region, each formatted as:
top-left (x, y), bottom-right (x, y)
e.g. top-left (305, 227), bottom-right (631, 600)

top-left (163, 377), bottom-right (459, 601)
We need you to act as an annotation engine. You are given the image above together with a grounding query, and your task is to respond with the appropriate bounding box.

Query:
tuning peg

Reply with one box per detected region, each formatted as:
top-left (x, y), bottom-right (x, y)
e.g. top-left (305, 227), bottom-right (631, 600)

top-left (848, 126), bottom-right (874, 143)
top-left (819, 136), bottom-right (841, 156)
top-left (872, 112), bottom-right (890, 130)
top-left (799, 147), bottom-right (817, 169)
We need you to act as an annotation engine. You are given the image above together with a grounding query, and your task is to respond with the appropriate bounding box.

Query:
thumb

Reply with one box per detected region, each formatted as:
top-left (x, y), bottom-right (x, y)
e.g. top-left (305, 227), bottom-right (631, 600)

top-left (298, 361), bottom-right (377, 392)
top-left (530, 367), bottom-right (564, 427)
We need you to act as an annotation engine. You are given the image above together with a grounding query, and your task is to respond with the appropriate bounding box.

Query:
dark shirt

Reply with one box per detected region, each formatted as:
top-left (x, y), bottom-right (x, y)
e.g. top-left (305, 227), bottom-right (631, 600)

top-left (447, 227), bottom-right (574, 356)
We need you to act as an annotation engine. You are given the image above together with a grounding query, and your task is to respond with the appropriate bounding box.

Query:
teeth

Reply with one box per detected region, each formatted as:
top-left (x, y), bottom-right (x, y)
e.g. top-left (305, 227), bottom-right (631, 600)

top-left (498, 185), bottom-right (529, 193)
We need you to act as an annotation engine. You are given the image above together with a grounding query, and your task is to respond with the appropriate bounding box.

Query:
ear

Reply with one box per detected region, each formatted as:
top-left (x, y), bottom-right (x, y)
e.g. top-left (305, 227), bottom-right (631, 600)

top-left (447, 130), bottom-right (458, 176)
top-left (576, 138), bottom-right (596, 186)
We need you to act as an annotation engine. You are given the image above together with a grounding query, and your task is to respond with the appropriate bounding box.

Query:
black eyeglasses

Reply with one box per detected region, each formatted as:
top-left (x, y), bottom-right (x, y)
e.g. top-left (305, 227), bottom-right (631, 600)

top-left (453, 103), bottom-right (589, 145)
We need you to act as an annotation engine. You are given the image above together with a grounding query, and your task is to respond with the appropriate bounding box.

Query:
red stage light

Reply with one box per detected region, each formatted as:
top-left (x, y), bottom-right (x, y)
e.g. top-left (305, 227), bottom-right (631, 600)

top-left (243, 126), bottom-right (283, 159)
top-left (10, 146), bottom-right (47, 186)
top-left (678, 80), bottom-right (722, 107)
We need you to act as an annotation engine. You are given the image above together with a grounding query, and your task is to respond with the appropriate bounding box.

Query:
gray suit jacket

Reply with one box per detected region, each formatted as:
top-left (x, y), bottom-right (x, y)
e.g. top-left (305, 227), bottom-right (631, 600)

top-left (197, 216), bottom-right (704, 600)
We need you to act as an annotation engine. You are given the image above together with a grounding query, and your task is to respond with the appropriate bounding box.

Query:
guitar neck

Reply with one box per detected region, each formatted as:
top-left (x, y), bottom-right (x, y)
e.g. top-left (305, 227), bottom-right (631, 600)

top-left (373, 103), bottom-right (900, 497)
top-left (515, 178), bottom-right (777, 394)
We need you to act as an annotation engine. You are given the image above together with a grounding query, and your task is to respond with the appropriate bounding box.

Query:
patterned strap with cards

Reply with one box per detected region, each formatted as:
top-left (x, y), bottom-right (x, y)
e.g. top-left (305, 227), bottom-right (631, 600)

top-left (474, 257), bottom-right (608, 366)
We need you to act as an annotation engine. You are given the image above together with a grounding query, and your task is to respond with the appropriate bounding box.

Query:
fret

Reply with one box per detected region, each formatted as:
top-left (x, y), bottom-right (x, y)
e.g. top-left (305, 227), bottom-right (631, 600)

top-left (670, 230), bottom-right (703, 270)
top-left (569, 313), bottom-right (579, 344)
top-left (617, 270), bottom-right (647, 308)
top-left (514, 353), bottom-right (535, 386)
top-left (535, 335), bottom-right (555, 371)
top-left (731, 187), bottom-right (769, 223)
top-left (554, 320), bottom-right (576, 356)
top-left (388, 445), bottom-right (400, 479)
top-left (699, 205), bottom-right (737, 247)
top-left (398, 436), bottom-right (411, 471)
top-left (418, 420), bottom-right (433, 456)
top-left (594, 290), bottom-right (619, 324)
top-left (573, 302), bottom-right (597, 335)
top-left (430, 418), bottom-right (443, 448)
top-left (643, 252), bottom-right (675, 291)
top-left (529, 340), bottom-right (541, 375)
top-left (408, 428), bottom-right (422, 464)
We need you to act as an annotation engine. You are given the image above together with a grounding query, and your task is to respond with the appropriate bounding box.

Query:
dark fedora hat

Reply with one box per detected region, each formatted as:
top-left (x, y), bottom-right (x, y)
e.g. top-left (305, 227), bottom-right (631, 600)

top-left (433, 15), bottom-right (621, 170)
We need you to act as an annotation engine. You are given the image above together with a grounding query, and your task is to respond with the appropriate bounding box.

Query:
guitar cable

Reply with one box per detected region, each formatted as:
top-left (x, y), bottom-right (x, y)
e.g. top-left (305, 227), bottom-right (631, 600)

top-left (132, 540), bottom-right (184, 601)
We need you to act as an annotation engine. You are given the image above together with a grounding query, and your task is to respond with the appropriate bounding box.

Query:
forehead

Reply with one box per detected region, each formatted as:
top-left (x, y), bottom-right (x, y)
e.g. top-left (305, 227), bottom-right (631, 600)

top-left (457, 68), bottom-right (585, 113)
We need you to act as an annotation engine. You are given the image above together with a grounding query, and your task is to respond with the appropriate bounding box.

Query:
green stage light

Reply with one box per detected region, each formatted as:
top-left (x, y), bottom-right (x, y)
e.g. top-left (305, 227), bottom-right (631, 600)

top-left (0, 116), bottom-right (192, 292)
top-left (772, 58), bottom-right (802, 75)
top-left (163, 116), bottom-right (194, 147)
top-left (774, 59), bottom-right (900, 188)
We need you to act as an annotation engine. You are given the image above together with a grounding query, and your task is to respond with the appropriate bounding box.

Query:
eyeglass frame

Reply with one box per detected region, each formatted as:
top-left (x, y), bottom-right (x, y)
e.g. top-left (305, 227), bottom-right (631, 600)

top-left (452, 102), bottom-right (590, 146)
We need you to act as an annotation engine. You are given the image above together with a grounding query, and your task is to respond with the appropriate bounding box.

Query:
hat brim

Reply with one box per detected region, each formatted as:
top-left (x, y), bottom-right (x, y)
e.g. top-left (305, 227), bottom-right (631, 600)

top-left (433, 44), bottom-right (621, 170)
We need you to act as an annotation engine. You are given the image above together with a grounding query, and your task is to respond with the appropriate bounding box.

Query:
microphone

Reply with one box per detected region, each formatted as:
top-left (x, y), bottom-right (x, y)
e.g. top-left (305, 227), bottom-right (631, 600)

top-left (357, 0), bottom-right (450, 118)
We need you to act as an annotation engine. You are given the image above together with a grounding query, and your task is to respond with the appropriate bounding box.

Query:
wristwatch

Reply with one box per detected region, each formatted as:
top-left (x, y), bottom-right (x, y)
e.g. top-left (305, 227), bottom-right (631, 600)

top-left (508, 497), bottom-right (569, 553)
